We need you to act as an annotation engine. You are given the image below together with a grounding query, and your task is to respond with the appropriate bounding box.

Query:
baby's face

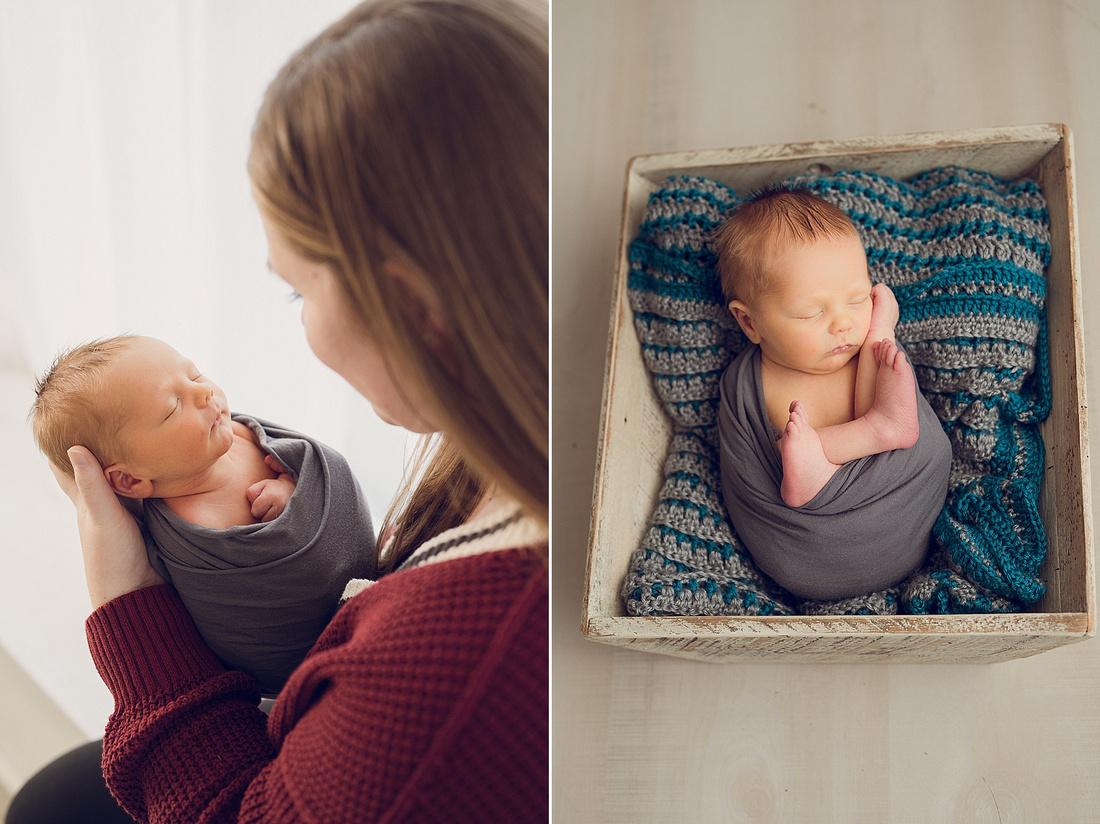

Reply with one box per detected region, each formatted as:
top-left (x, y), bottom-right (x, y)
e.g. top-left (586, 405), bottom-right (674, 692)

top-left (104, 337), bottom-right (234, 491)
top-left (746, 232), bottom-right (872, 376)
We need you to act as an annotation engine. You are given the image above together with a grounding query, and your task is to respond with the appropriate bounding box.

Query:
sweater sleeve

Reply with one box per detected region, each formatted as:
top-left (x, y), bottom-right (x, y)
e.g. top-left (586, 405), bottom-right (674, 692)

top-left (85, 551), bottom-right (548, 824)
top-left (85, 585), bottom-right (277, 823)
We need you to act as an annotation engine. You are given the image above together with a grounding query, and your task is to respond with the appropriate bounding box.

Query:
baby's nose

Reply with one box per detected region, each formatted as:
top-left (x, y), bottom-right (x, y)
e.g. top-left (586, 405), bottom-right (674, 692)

top-left (831, 311), bottom-right (853, 333)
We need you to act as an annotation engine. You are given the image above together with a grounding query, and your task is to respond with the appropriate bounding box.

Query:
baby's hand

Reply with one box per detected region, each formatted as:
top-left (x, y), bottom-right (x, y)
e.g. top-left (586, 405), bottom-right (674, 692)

top-left (246, 460), bottom-right (296, 523)
top-left (868, 283), bottom-right (900, 338)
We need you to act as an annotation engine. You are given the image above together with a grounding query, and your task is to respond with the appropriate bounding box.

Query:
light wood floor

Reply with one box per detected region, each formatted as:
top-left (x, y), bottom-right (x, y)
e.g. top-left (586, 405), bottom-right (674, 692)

top-left (552, 2), bottom-right (1100, 821)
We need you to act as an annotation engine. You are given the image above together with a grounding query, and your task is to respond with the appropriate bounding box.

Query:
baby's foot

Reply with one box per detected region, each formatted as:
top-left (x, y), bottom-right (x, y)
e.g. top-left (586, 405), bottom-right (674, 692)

top-left (863, 340), bottom-right (920, 451)
top-left (779, 401), bottom-right (841, 508)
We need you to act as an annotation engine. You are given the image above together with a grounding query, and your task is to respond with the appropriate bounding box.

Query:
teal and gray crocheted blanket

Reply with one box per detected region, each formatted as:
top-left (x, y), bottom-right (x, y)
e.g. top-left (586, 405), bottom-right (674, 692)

top-left (622, 167), bottom-right (1051, 616)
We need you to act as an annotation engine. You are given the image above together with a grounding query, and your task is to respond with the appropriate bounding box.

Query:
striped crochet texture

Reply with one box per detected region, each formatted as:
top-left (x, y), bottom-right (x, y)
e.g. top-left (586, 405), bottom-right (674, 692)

top-left (621, 167), bottom-right (1051, 616)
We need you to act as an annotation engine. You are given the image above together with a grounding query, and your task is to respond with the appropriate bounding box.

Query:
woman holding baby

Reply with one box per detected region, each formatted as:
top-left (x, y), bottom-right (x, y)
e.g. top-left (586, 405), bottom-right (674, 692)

top-left (7, 1), bottom-right (547, 822)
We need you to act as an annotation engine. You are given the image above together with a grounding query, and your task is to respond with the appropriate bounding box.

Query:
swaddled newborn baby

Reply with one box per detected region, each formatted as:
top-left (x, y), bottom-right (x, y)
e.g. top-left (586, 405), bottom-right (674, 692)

top-left (712, 185), bottom-right (951, 600)
top-left (31, 335), bottom-right (375, 693)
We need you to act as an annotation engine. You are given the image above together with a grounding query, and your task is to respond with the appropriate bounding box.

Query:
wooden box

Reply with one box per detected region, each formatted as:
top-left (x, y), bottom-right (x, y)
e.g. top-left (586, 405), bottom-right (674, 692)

top-left (582, 124), bottom-right (1093, 663)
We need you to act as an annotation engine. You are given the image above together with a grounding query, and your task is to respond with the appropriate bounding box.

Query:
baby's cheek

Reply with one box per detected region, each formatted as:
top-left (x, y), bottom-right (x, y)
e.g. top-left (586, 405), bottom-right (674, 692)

top-left (856, 309), bottom-right (873, 342)
top-left (795, 336), bottom-right (824, 364)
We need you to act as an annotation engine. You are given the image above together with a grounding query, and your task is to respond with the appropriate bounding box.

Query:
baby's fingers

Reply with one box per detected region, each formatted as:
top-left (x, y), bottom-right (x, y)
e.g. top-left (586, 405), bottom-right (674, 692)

top-left (264, 454), bottom-right (287, 475)
top-left (869, 283), bottom-right (900, 323)
top-left (248, 484), bottom-right (285, 522)
top-left (245, 478), bottom-right (268, 506)
top-left (248, 490), bottom-right (273, 522)
top-left (870, 282), bottom-right (897, 303)
top-left (253, 495), bottom-right (282, 523)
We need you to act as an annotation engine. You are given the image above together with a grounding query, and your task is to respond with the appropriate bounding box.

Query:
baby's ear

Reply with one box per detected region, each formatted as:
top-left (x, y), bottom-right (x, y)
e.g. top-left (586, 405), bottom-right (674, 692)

top-left (728, 300), bottom-right (762, 344)
top-left (103, 464), bottom-right (154, 499)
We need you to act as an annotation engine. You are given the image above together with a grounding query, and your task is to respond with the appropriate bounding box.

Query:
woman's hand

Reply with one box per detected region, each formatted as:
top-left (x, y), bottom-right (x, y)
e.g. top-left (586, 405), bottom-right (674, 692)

top-left (51, 446), bottom-right (165, 611)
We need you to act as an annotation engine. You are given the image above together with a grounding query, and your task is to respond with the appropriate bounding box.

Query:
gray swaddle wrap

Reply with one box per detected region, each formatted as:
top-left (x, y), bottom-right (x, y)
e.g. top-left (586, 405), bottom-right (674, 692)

top-left (718, 346), bottom-right (951, 600)
top-left (142, 413), bottom-right (375, 695)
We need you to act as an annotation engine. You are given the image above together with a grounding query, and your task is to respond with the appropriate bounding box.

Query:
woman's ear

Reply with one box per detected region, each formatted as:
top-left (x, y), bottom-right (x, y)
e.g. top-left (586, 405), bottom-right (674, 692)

top-left (381, 259), bottom-right (451, 357)
top-left (103, 464), bottom-right (154, 499)
top-left (728, 300), bottom-right (763, 344)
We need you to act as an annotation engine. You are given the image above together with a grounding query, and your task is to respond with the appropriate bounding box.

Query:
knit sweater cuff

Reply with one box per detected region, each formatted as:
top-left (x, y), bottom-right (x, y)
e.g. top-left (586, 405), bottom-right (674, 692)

top-left (86, 584), bottom-right (229, 705)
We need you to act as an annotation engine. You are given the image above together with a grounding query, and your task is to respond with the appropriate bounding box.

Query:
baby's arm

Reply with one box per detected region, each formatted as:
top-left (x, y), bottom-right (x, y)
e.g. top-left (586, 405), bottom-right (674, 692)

top-left (814, 339), bottom-right (919, 466)
top-left (780, 287), bottom-right (916, 503)
top-left (782, 340), bottom-right (919, 506)
top-left (853, 283), bottom-right (900, 418)
top-left (246, 455), bottom-right (297, 523)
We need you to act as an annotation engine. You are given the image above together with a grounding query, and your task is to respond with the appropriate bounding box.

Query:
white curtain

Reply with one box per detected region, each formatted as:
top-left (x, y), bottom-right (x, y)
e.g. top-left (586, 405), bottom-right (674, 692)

top-left (0, 0), bottom-right (411, 739)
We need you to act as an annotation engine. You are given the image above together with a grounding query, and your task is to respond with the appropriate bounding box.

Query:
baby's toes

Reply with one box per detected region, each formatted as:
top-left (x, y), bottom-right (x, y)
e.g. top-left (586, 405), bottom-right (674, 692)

top-left (894, 346), bottom-right (908, 369)
top-left (887, 344), bottom-right (910, 374)
top-left (875, 339), bottom-right (897, 367)
top-left (787, 400), bottom-right (809, 429)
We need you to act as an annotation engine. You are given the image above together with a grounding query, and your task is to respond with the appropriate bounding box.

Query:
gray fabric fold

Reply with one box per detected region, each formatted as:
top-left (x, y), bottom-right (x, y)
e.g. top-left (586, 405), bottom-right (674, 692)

top-left (142, 413), bottom-right (375, 694)
top-left (718, 346), bottom-right (951, 600)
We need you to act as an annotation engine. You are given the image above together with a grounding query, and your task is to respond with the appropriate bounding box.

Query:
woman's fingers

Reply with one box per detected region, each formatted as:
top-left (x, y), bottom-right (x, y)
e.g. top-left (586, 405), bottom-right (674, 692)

top-left (48, 453), bottom-right (79, 505)
top-left (68, 447), bottom-right (122, 512)
top-left (59, 446), bottom-right (164, 610)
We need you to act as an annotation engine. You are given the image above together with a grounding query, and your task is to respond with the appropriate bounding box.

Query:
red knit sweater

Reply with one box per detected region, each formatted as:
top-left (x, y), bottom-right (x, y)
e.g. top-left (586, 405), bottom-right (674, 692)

top-left (84, 543), bottom-right (548, 822)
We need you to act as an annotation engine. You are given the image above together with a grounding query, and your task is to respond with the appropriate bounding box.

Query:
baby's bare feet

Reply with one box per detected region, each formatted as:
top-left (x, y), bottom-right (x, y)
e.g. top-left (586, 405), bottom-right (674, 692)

top-left (779, 401), bottom-right (841, 508)
top-left (864, 340), bottom-right (920, 451)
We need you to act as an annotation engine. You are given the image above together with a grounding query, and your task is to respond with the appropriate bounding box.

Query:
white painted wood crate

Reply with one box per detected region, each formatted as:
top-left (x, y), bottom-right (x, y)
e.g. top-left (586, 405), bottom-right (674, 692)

top-left (583, 124), bottom-right (1094, 663)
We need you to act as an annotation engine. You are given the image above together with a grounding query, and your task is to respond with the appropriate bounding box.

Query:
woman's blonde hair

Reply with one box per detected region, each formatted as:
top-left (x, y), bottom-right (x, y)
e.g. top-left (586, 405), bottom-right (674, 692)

top-left (249, 0), bottom-right (547, 569)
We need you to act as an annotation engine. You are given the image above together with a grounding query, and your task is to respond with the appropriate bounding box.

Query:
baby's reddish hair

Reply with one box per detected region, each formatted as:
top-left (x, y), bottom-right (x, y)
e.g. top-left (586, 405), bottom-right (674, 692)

top-left (30, 335), bottom-right (138, 476)
top-left (712, 184), bottom-right (859, 306)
